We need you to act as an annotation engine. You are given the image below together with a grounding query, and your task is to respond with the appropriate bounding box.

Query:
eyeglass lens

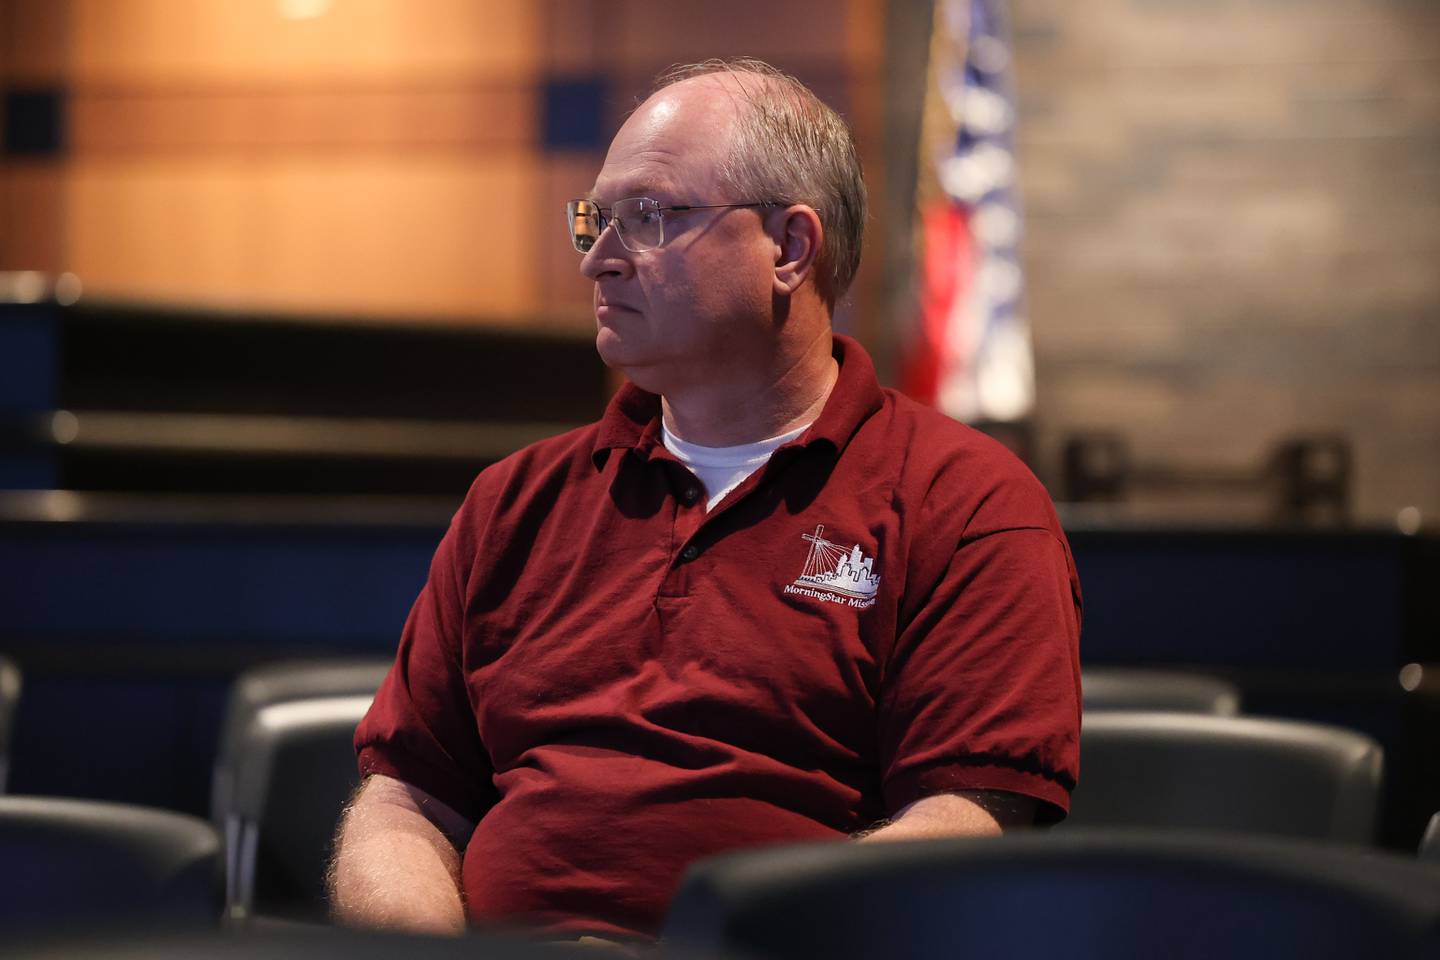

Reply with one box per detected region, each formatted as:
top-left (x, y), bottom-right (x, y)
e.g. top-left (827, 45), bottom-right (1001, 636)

top-left (566, 198), bottom-right (664, 254)
top-left (568, 200), bottom-right (601, 253)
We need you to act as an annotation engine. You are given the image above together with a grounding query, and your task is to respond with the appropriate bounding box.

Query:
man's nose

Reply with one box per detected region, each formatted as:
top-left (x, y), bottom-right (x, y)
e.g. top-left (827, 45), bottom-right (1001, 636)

top-left (579, 225), bottom-right (633, 281)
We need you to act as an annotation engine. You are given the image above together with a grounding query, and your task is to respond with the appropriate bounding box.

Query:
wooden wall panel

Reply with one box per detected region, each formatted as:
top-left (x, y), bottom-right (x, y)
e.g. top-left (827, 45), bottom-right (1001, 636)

top-left (68, 82), bottom-right (536, 154)
top-left (843, 0), bottom-right (885, 346)
top-left (1, 0), bottom-right (69, 273)
top-left (0, 161), bottom-right (65, 271)
top-left (65, 155), bottom-right (549, 324)
top-left (19, 0), bottom-right (555, 325)
top-left (541, 0), bottom-right (602, 74)
top-left (845, 0), bottom-right (885, 69)
top-left (0, 0), bottom-right (69, 84)
top-left (68, 0), bottom-right (541, 83)
top-left (601, 0), bottom-right (855, 72)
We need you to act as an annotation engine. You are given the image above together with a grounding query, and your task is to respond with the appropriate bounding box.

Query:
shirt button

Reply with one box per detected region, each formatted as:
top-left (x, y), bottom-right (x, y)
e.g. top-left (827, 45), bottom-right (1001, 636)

top-left (682, 486), bottom-right (700, 505)
top-left (680, 544), bottom-right (699, 563)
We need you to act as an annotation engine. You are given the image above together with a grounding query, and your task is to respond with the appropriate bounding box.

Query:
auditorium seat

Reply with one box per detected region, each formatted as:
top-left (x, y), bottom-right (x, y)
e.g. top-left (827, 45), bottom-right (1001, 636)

top-left (0, 795), bottom-right (222, 932)
top-left (661, 830), bottom-right (1440, 960)
top-left (1068, 712), bottom-right (1382, 842)
top-left (1082, 667), bottom-right (1240, 715)
top-left (212, 657), bottom-right (389, 908)
top-left (0, 654), bottom-right (19, 793)
top-left (1421, 812), bottom-right (1440, 863)
top-left (227, 694), bottom-right (372, 924)
top-left (213, 658), bottom-right (390, 827)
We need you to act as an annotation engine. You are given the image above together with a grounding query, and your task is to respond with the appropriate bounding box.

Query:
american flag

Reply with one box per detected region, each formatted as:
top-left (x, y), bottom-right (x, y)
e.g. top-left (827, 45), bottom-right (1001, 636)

top-left (902, 0), bottom-right (1034, 424)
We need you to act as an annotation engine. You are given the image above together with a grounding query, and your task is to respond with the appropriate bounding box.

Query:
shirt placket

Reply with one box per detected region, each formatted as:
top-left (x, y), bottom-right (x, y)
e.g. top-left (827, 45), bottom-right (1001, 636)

top-left (657, 458), bottom-right (708, 598)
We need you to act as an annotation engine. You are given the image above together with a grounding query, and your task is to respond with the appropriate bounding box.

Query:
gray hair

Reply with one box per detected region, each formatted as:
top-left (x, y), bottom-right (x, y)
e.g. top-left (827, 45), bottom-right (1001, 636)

top-left (650, 58), bottom-right (867, 307)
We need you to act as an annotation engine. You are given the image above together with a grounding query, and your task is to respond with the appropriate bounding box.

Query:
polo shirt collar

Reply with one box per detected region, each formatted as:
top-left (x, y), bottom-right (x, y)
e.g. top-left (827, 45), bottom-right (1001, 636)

top-left (591, 333), bottom-right (886, 469)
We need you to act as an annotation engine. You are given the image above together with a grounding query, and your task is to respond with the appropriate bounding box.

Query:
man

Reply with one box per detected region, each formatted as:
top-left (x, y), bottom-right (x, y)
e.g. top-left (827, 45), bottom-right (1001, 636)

top-left (330, 58), bottom-right (1081, 943)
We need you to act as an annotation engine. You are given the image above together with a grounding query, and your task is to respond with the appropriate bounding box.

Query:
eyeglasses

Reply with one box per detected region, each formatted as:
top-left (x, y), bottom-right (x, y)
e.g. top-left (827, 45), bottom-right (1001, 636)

top-left (566, 196), bottom-right (772, 253)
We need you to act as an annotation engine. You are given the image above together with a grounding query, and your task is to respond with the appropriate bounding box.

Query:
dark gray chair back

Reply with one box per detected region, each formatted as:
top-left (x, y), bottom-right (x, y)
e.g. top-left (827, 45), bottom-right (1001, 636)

top-left (212, 658), bottom-right (388, 916)
top-left (0, 654), bottom-right (20, 793)
top-left (662, 830), bottom-right (1440, 960)
top-left (213, 658), bottom-right (390, 825)
top-left (1069, 712), bottom-right (1383, 842)
top-left (1421, 811), bottom-right (1440, 863)
top-left (228, 694), bottom-right (372, 923)
top-left (1083, 667), bottom-right (1240, 715)
top-left (0, 795), bottom-right (222, 932)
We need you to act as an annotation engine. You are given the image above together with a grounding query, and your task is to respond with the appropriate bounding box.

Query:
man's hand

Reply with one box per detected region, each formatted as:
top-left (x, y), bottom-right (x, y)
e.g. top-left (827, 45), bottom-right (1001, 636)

top-left (328, 774), bottom-right (477, 934)
top-left (852, 790), bottom-right (1037, 843)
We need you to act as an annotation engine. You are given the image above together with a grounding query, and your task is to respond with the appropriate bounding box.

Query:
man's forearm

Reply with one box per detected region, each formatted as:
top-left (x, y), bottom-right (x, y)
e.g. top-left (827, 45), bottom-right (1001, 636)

top-left (853, 790), bottom-right (1036, 843)
top-left (329, 776), bottom-right (470, 934)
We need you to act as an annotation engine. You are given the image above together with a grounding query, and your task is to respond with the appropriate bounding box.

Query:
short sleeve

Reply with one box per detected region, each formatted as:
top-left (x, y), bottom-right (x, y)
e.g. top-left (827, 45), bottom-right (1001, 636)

top-left (878, 525), bottom-right (1082, 824)
top-left (355, 508), bottom-right (499, 825)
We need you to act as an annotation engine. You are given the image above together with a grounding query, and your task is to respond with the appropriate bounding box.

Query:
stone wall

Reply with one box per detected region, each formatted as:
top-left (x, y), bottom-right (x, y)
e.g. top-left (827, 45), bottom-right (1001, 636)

top-left (1010, 0), bottom-right (1440, 523)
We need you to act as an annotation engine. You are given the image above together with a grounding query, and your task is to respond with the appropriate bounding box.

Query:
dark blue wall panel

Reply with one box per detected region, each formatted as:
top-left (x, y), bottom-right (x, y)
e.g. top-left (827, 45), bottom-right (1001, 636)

top-left (0, 533), bottom-right (434, 643)
top-left (0, 521), bottom-right (442, 813)
top-left (1070, 532), bottom-right (1405, 670)
top-left (0, 306), bottom-right (57, 411)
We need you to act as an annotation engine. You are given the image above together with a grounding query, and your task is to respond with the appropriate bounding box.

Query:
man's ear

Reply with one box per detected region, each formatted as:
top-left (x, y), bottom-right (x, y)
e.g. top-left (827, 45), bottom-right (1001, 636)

top-left (771, 204), bottom-right (824, 297)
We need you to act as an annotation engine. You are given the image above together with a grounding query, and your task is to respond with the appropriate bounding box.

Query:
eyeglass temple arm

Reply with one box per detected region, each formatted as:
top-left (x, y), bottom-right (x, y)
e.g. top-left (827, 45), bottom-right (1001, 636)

top-left (665, 201), bottom-right (773, 213)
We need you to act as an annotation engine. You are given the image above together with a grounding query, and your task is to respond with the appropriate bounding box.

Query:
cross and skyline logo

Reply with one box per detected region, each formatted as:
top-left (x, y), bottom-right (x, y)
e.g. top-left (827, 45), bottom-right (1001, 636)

top-left (792, 523), bottom-right (881, 601)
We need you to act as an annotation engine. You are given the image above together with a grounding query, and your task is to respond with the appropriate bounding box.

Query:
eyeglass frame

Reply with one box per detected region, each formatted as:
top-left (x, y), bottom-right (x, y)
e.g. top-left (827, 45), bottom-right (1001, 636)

top-left (566, 196), bottom-right (776, 254)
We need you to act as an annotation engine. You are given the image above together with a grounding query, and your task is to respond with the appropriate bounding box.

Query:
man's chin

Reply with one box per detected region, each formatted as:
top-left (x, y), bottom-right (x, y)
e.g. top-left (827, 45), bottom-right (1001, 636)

top-left (593, 335), bottom-right (669, 393)
top-left (593, 327), bottom-right (631, 368)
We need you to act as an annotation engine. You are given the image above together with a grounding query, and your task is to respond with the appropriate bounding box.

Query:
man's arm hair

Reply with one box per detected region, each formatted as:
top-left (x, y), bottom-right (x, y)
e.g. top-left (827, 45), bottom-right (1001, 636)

top-left (327, 773), bottom-right (477, 934)
top-left (852, 790), bottom-right (1037, 843)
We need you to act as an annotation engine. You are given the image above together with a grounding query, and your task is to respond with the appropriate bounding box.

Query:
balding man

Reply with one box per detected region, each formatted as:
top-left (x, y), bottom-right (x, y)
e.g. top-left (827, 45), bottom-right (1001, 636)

top-left (329, 58), bottom-right (1081, 943)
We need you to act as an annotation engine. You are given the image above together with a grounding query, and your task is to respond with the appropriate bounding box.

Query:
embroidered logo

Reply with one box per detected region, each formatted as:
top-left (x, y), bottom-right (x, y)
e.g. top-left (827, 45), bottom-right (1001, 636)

top-left (783, 524), bottom-right (880, 609)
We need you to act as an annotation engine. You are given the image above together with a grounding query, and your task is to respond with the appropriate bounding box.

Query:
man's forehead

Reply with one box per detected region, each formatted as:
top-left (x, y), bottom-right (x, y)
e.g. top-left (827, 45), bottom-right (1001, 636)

top-left (586, 168), bottom-right (679, 203)
top-left (586, 79), bottom-right (738, 202)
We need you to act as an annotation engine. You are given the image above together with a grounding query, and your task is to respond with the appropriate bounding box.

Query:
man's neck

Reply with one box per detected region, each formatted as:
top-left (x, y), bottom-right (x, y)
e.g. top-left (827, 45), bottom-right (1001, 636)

top-left (660, 330), bottom-right (838, 447)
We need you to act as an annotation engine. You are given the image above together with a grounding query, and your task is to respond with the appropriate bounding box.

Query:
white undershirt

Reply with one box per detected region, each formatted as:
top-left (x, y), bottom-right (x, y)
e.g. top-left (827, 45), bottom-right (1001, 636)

top-left (662, 420), bottom-right (812, 511)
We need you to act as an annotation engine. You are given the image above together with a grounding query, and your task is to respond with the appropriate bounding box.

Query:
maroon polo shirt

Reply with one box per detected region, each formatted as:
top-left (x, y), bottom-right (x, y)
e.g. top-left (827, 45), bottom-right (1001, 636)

top-left (356, 334), bottom-right (1082, 940)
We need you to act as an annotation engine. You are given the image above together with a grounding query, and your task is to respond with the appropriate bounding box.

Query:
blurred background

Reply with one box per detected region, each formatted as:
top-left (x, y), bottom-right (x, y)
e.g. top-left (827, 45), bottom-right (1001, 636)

top-left (0, 0), bottom-right (1437, 856)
